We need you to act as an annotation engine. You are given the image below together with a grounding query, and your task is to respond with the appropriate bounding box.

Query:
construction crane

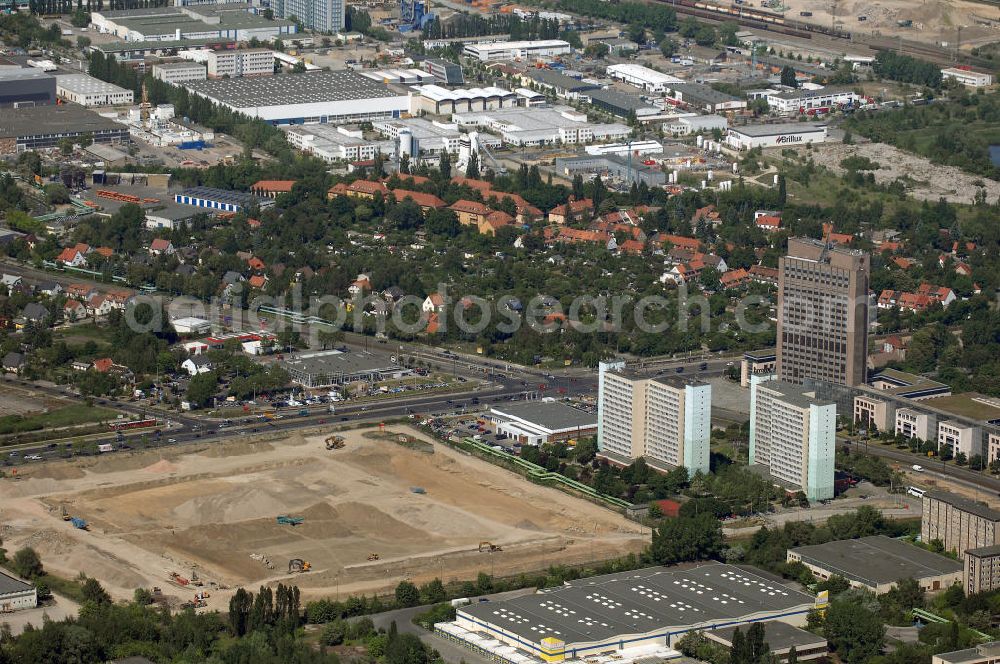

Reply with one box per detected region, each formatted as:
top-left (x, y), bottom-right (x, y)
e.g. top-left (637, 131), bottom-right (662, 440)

top-left (140, 80), bottom-right (151, 126)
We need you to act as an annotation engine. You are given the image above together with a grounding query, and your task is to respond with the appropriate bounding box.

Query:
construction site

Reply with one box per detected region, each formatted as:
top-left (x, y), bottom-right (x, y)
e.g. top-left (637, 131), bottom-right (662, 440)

top-left (0, 427), bottom-right (646, 610)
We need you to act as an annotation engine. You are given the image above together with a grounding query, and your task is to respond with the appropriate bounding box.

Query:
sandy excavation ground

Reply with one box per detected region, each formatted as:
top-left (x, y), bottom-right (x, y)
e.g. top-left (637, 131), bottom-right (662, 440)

top-left (792, 141), bottom-right (1000, 204)
top-left (0, 428), bottom-right (647, 610)
top-left (778, 0), bottom-right (1000, 46)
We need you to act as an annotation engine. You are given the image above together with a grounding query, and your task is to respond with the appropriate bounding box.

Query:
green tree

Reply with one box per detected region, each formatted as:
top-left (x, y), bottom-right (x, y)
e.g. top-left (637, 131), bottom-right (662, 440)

top-left (649, 513), bottom-right (723, 565)
top-left (660, 38), bottom-right (677, 58)
top-left (80, 577), bottom-right (111, 605)
top-left (321, 619), bottom-right (346, 645)
top-left (395, 580), bottom-right (421, 607)
top-left (185, 371), bottom-right (218, 408)
top-left (825, 595), bottom-right (885, 663)
top-left (780, 65), bottom-right (798, 88)
top-left (11, 547), bottom-right (43, 578)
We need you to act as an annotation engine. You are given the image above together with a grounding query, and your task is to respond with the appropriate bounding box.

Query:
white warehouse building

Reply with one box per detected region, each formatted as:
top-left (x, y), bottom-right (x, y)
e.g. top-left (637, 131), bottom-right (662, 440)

top-left (463, 39), bottom-right (571, 62)
top-left (0, 571), bottom-right (37, 612)
top-left (56, 74), bottom-right (134, 106)
top-left (606, 63), bottom-right (684, 93)
top-left (183, 70), bottom-right (410, 125)
top-left (725, 123), bottom-right (827, 150)
top-left (941, 67), bottom-right (993, 88)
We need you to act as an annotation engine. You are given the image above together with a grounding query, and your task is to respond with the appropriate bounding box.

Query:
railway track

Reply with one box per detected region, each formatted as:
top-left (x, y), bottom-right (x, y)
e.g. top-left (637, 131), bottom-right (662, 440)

top-left (657, 0), bottom-right (992, 68)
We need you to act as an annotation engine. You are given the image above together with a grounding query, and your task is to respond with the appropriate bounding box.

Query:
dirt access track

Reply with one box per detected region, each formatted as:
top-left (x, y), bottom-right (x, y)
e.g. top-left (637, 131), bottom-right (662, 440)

top-left (0, 427), bottom-right (646, 610)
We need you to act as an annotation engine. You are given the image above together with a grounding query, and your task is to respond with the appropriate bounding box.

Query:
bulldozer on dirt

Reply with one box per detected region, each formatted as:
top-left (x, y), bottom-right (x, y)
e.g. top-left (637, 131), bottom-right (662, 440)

top-left (288, 558), bottom-right (312, 573)
top-left (366, 553), bottom-right (380, 561)
top-left (325, 435), bottom-right (346, 450)
top-left (479, 541), bottom-right (503, 553)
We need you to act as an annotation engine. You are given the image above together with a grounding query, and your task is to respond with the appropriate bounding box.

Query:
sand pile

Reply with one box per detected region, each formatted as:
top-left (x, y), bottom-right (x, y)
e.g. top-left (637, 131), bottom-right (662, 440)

top-left (142, 459), bottom-right (179, 474)
top-left (172, 485), bottom-right (295, 524)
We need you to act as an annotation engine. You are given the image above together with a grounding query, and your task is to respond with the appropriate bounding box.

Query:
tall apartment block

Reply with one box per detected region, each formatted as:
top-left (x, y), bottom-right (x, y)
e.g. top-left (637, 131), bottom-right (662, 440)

top-left (206, 49), bottom-right (275, 78)
top-left (597, 362), bottom-right (711, 475)
top-left (922, 490), bottom-right (1000, 560)
top-left (749, 376), bottom-right (836, 501)
top-left (275, 0), bottom-right (345, 32)
top-left (777, 237), bottom-right (870, 387)
top-left (964, 545), bottom-right (1000, 595)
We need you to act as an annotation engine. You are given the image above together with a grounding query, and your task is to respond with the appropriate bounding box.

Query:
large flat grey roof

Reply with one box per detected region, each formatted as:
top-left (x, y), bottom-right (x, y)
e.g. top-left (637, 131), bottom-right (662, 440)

top-left (0, 105), bottom-right (124, 139)
top-left (185, 70), bottom-right (401, 108)
top-left (790, 535), bottom-right (963, 587)
top-left (0, 570), bottom-right (33, 596)
top-left (282, 350), bottom-right (399, 376)
top-left (459, 562), bottom-right (814, 647)
top-left (489, 400), bottom-right (596, 432)
top-left (669, 83), bottom-right (741, 105)
top-left (926, 491), bottom-right (1000, 522)
top-left (0, 67), bottom-right (54, 82)
top-left (706, 621), bottom-right (826, 651)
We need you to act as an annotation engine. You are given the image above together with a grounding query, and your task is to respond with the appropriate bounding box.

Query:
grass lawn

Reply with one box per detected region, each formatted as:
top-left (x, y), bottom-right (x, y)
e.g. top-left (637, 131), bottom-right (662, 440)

top-left (0, 404), bottom-right (118, 434)
top-left (55, 323), bottom-right (114, 345)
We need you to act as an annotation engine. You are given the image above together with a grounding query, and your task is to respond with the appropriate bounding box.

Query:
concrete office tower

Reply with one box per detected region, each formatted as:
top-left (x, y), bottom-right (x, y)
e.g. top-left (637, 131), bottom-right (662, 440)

top-left (777, 237), bottom-right (870, 386)
top-left (750, 377), bottom-right (836, 501)
top-left (278, 0), bottom-right (344, 32)
top-left (597, 364), bottom-right (711, 475)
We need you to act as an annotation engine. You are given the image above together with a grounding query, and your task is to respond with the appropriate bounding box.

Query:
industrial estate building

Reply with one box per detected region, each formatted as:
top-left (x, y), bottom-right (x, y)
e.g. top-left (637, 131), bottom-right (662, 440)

top-left (934, 642), bottom-right (1000, 664)
top-left (440, 563), bottom-right (818, 663)
top-left (725, 124), bottom-right (828, 150)
top-left (0, 570), bottom-right (37, 612)
top-left (597, 361), bottom-right (711, 475)
top-left (762, 87), bottom-right (861, 115)
top-left (56, 74), bottom-right (134, 107)
top-left (605, 63), bottom-right (683, 93)
top-left (284, 124), bottom-right (393, 162)
top-left (964, 545), bottom-right (1000, 595)
top-left (0, 67), bottom-right (56, 108)
top-left (453, 106), bottom-right (630, 147)
top-left (152, 61), bottom-right (208, 84)
top-left (787, 535), bottom-right (963, 594)
top-left (0, 105), bottom-right (129, 154)
top-left (555, 154), bottom-right (666, 187)
top-left (184, 70), bottom-right (409, 125)
top-left (665, 83), bottom-right (746, 113)
top-left (412, 85), bottom-right (520, 115)
top-left (941, 67), bottom-right (993, 88)
top-left (174, 187), bottom-right (272, 213)
top-left (486, 400), bottom-right (598, 445)
top-left (90, 5), bottom-right (296, 43)
top-left (373, 118), bottom-right (461, 156)
top-left (423, 58), bottom-right (464, 86)
top-left (281, 350), bottom-right (403, 387)
top-left (922, 491), bottom-right (1000, 560)
top-left (463, 39), bottom-right (571, 62)
top-left (749, 377), bottom-right (836, 501)
top-left (776, 237), bottom-right (870, 387)
top-left (704, 623), bottom-right (827, 663)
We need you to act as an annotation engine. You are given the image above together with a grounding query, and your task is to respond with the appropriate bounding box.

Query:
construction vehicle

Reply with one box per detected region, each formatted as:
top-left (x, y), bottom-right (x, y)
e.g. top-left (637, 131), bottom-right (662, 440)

top-left (276, 515), bottom-right (304, 526)
top-left (325, 435), bottom-right (345, 450)
top-left (410, 487), bottom-right (426, 494)
top-left (60, 506), bottom-right (71, 521)
top-left (479, 541), bottom-right (503, 553)
top-left (168, 572), bottom-right (190, 586)
top-left (190, 571), bottom-right (204, 587)
top-left (70, 517), bottom-right (88, 530)
top-left (367, 553), bottom-right (380, 561)
top-left (288, 558), bottom-right (312, 573)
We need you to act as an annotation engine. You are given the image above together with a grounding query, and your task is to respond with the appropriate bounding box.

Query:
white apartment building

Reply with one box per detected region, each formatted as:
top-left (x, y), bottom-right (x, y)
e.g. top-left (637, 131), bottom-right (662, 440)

top-left (749, 376), bottom-right (836, 501)
top-left (152, 62), bottom-right (207, 84)
top-left (939, 420), bottom-right (981, 458)
top-left (941, 67), bottom-right (993, 88)
top-left (55, 74), bottom-right (134, 107)
top-left (597, 361), bottom-right (711, 475)
top-left (463, 39), bottom-right (571, 62)
top-left (605, 63), bottom-right (684, 93)
top-left (206, 49), bottom-right (275, 78)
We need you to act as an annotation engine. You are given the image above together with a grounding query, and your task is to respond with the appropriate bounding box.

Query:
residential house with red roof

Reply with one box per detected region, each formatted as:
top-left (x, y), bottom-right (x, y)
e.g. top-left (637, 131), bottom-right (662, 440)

top-left (149, 238), bottom-right (175, 255)
top-left (451, 199), bottom-right (492, 227)
top-left (248, 275), bottom-right (267, 289)
top-left (755, 215), bottom-right (782, 232)
top-left (657, 234), bottom-right (702, 252)
top-left (348, 273), bottom-right (372, 296)
top-left (56, 243), bottom-right (90, 266)
top-left (390, 189), bottom-right (446, 212)
top-left (422, 293), bottom-right (446, 314)
top-left (479, 210), bottom-right (515, 235)
top-left (692, 204), bottom-right (722, 228)
top-left (748, 265), bottom-right (778, 285)
top-left (547, 197), bottom-right (594, 225)
top-left (247, 256), bottom-right (266, 272)
top-left (250, 180), bottom-right (297, 198)
top-left (719, 268), bottom-right (750, 289)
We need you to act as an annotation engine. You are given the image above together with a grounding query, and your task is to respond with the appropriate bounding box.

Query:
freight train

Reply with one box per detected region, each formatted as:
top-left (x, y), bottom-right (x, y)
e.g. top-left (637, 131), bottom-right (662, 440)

top-left (667, 0), bottom-right (853, 41)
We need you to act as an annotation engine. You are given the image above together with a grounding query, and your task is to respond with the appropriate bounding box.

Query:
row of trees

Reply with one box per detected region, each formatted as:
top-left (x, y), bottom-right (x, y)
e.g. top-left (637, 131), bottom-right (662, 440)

top-left (874, 51), bottom-right (943, 88)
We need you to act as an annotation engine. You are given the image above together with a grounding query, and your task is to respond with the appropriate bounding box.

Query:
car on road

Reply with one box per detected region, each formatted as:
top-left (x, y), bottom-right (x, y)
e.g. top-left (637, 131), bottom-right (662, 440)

top-left (167, 438), bottom-right (177, 443)
top-left (912, 464), bottom-right (924, 472)
top-left (675, 367), bottom-right (684, 373)
top-left (698, 362), bottom-right (708, 370)
top-left (24, 454), bottom-right (42, 461)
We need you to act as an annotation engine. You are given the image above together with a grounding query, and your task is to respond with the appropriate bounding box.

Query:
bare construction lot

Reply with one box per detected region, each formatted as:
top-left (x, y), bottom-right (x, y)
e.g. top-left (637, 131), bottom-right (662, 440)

top-left (0, 427), bottom-right (646, 609)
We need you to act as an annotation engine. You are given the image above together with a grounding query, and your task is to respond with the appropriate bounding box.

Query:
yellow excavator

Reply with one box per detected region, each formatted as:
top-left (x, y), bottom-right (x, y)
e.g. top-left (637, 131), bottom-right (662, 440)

top-left (288, 558), bottom-right (312, 573)
top-left (479, 541), bottom-right (502, 553)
